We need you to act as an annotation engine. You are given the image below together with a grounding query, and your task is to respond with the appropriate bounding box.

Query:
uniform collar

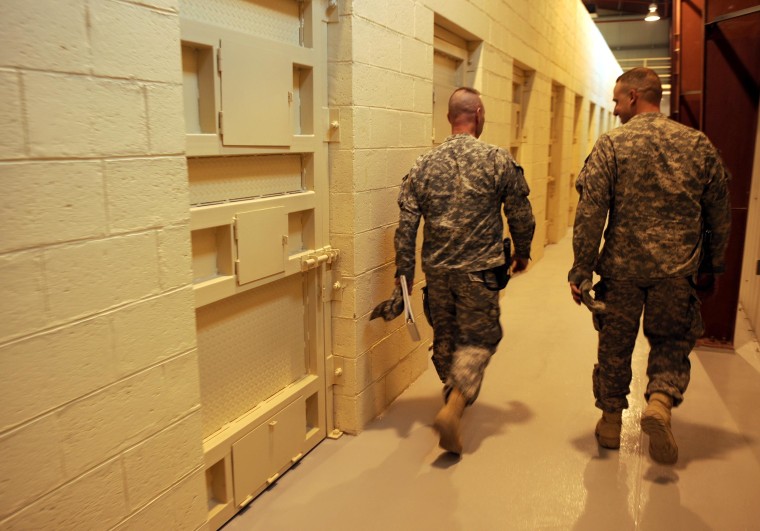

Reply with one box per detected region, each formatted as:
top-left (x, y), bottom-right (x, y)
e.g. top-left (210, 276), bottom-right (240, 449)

top-left (628, 112), bottom-right (665, 124)
top-left (444, 133), bottom-right (476, 142)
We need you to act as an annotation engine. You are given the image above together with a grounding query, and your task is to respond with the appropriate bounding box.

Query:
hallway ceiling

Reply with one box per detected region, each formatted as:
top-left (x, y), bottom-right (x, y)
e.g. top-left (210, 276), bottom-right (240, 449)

top-left (582, 0), bottom-right (673, 89)
top-left (581, 0), bottom-right (672, 56)
top-left (582, 1), bottom-right (672, 19)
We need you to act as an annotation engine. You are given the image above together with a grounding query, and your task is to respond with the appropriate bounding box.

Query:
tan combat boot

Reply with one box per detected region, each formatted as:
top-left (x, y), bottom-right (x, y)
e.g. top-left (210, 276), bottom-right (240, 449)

top-left (640, 392), bottom-right (678, 464)
top-left (595, 411), bottom-right (622, 449)
top-left (433, 387), bottom-right (467, 455)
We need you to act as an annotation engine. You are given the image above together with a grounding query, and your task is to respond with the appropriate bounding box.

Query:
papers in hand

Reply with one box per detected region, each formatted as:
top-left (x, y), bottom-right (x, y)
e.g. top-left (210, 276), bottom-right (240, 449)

top-left (399, 275), bottom-right (420, 341)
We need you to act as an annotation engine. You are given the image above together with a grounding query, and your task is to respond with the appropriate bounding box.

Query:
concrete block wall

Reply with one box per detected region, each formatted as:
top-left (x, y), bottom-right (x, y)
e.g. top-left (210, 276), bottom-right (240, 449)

top-left (328, 0), bottom-right (434, 432)
top-left (328, 0), bottom-right (620, 434)
top-left (0, 1), bottom-right (207, 529)
top-left (0, 0), bottom-right (623, 521)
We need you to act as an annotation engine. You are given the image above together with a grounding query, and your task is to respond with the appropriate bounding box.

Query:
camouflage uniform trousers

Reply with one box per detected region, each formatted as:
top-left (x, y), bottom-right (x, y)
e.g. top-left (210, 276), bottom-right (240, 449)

top-left (425, 270), bottom-right (503, 406)
top-left (592, 276), bottom-right (703, 412)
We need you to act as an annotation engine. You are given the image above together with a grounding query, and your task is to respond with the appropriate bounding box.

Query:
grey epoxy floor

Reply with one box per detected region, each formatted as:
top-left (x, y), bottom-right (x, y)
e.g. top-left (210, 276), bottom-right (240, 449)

top-left (223, 235), bottom-right (760, 530)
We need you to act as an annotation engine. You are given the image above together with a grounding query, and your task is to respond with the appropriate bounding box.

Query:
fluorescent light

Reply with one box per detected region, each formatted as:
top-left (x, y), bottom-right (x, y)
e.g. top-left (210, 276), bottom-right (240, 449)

top-left (645, 3), bottom-right (661, 21)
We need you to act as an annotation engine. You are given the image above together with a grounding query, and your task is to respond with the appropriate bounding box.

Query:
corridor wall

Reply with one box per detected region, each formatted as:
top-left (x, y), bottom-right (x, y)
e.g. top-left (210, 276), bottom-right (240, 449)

top-left (328, 0), bottom-right (621, 433)
top-left (0, 0), bottom-right (207, 529)
top-left (0, 0), bottom-right (620, 527)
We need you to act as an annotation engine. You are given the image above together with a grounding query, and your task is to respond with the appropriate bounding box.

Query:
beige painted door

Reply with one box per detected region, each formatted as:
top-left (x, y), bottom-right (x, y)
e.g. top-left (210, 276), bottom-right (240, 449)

top-left (179, 1), bottom-right (335, 528)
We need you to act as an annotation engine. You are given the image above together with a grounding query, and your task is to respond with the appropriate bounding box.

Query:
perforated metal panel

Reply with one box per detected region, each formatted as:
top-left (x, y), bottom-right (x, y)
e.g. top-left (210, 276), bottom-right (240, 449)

top-left (187, 155), bottom-right (303, 206)
top-left (196, 274), bottom-right (307, 438)
top-left (180, 0), bottom-right (300, 45)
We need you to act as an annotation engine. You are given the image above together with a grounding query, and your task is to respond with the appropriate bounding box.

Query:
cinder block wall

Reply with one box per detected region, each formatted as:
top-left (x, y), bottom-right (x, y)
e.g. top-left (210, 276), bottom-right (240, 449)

top-left (0, 0), bottom-right (207, 528)
top-left (0, 0), bottom-right (622, 524)
top-left (328, 0), bottom-right (620, 434)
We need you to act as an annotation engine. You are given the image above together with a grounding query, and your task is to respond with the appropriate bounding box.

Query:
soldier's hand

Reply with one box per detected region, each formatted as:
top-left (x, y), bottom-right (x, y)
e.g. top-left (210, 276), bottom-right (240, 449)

top-left (395, 275), bottom-right (413, 292)
top-left (569, 282), bottom-right (582, 305)
top-left (511, 256), bottom-right (530, 274)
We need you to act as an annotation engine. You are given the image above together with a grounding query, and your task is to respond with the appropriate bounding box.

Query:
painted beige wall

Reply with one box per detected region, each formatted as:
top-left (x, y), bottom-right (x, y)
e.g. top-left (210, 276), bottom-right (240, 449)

top-left (0, 0), bottom-right (622, 525)
top-left (328, 0), bottom-right (621, 433)
top-left (0, 0), bottom-right (207, 528)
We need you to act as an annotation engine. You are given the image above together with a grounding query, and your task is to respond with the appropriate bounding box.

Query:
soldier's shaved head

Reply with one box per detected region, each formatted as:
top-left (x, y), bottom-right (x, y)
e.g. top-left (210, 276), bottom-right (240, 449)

top-left (613, 67), bottom-right (662, 124)
top-left (448, 87), bottom-right (485, 138)
top-left (616, 67), bottom-right (662, 105)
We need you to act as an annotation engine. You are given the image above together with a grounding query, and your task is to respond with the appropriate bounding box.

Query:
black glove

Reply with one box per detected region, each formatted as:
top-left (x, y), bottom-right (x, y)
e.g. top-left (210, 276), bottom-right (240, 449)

top-left (370, 286), bottom-right (404, 321)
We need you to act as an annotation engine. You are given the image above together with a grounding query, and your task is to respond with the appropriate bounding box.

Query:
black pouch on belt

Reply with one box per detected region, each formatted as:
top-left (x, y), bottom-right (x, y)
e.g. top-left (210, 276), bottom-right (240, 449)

top-left (421, 285), bottom-right (433, 326)
top-left (479, 238), bottom-right (512, 291)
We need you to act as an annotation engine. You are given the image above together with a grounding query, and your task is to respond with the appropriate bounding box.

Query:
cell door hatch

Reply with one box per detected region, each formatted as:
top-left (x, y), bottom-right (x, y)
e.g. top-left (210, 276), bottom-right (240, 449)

top-left (220, 39), bottom-right (292, 147)
top-left (234, 206), bottom-right (287, 285)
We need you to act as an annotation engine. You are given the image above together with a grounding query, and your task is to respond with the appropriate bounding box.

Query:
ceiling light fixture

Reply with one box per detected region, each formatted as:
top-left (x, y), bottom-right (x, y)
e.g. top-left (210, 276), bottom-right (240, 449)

top-left (645, 3), bottom-right (661, 22)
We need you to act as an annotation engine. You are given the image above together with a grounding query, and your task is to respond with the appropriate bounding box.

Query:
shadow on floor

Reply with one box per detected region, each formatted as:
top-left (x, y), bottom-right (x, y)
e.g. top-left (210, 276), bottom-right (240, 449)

top-left (365, 393), bottom-right (534, 457)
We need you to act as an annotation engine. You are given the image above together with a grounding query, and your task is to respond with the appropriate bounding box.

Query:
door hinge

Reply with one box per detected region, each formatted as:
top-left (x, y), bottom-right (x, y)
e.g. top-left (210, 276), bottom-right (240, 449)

top-left (326, 107), bottom-right (340, 142)
top-left (323, 268), bottom-right (344, 302)
top-left (217, 46), bottom-right (222, 73)
top-left (238, 494), bottom-right (254, 508)
top-left (325, 0), bottom-right (339, 23)
top-left (218, 111), bottom-right (223, 134)
top-left (297, 0), bottom-right (305, 45)
top-left (326, 354), bottom-right (344, 386)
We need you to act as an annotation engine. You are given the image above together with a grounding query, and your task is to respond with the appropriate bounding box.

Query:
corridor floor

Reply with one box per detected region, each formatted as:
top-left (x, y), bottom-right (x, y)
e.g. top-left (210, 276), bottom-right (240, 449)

top-left (223, 235), bottom-right (760, 531)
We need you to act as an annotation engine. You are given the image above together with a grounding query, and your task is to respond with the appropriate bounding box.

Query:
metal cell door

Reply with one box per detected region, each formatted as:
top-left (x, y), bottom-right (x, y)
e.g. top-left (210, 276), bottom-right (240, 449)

top-left (179, 1), bottom-right (336, 528)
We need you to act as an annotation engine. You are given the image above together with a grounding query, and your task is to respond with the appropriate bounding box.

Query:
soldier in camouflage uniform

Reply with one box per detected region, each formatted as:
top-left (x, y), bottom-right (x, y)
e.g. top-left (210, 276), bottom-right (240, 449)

top-left (568, 67), bottom-right (731, 464)
top-left (395, 87), bottom-right (535, 455)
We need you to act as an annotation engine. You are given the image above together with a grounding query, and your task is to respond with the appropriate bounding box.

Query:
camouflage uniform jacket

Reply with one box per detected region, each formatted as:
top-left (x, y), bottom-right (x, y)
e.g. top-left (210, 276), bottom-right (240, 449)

top-left (568, 112), bottom-right (731, 285)
top-left (395, 133), bottom-right (535, 282)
